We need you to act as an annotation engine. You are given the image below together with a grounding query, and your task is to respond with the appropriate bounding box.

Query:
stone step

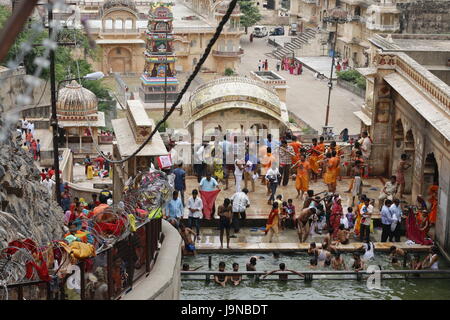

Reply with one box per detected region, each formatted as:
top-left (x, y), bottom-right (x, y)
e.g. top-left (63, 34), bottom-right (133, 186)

top-left (196, 242), bottom-right (432, 253)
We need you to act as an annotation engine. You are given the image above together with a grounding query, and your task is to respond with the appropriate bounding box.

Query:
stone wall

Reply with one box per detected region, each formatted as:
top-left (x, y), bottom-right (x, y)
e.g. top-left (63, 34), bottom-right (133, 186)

top-left (123, 219), bottom-right (182, 300)
top-left (398, 0), bottom-right (450, 34)
top-left (0, 126), bottom-right (65, 249)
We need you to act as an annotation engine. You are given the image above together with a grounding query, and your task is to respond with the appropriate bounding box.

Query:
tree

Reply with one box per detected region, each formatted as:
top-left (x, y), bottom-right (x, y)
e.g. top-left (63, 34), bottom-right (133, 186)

top-left (0, 5), bottom-right (113, 111)
top-left (238, 1), bottom-right (262, 34)
top-left (224, 68), bottom-right (235, 76)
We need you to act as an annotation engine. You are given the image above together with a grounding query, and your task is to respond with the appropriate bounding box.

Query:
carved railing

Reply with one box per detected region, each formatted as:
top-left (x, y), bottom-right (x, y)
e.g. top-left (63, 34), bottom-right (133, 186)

top-left (373, 52), bottom-right (450, 114)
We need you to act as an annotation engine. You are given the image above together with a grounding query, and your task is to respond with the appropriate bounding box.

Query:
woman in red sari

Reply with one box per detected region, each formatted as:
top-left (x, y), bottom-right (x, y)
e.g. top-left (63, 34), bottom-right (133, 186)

top-left (330, 197), bottom-right (343, 240)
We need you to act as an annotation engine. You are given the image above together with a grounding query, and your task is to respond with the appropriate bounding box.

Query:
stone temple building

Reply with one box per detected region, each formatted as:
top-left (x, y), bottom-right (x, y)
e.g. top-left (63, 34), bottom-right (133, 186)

top-left (184, 76), bottom-right (291, 139)
top-left (62, 0), bottom-right (244, 74)
top-left (356, 33), bottom-right (450, 253)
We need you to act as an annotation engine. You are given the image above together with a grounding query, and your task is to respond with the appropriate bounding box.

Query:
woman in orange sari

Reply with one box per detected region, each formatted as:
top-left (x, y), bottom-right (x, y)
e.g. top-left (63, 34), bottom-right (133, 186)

top-left (354, 195), bottom-right (366, 236)
top-left (308, 138), bottom-right (321, 182)
top-left (294, 155), bottom-right (310, 200)
top-left (289, 135), bottom-right (302, 165)
top-left (265, 202), bottom-right (280, 243)
top-left (428, 185), bottom-right (438, 224)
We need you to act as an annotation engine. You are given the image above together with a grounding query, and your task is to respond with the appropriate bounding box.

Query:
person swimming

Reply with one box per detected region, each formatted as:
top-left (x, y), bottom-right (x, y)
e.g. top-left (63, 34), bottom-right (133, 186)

top-left (262, 263), bottom-right (304, 281)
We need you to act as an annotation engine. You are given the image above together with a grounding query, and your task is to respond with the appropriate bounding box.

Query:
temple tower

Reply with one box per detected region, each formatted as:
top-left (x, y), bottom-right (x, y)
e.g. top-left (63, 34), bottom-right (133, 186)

top-left (139, 2), bottom-right (179, 104)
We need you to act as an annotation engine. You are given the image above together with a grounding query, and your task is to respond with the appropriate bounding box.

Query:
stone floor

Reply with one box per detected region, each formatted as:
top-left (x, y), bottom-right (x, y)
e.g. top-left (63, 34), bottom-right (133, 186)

top-left (72, 162), bottom-right (112, 189)
top-left (183, 175), bottom-right (390, 220)
top-left (237, 30), bottom-right (363, 134)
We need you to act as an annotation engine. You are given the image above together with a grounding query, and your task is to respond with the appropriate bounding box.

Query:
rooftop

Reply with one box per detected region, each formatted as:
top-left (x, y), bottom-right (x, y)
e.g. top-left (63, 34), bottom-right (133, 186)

top-left (370, 34), bottom-right (450, 52)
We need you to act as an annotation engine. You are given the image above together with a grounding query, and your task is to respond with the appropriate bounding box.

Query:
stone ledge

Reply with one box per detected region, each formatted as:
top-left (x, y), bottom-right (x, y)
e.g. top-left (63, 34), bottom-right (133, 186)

top-left (123, 219), bottom-right (182, 300)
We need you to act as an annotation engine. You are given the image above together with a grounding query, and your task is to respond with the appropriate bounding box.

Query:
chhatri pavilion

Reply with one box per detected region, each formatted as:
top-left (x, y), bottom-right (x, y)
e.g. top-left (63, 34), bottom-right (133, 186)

top-left (56, 80), bottom-right (106, 154)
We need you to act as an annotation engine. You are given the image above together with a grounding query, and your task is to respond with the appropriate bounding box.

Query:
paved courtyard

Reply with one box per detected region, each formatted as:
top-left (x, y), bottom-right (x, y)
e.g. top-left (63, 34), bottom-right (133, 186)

top-left (237, 31), bottom-right (363, 134)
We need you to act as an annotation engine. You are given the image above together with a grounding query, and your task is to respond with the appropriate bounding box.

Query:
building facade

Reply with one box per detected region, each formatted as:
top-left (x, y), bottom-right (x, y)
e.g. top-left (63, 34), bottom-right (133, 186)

top-left (288, 0), bottom-right (450, 69)
top-left (357, 42), bottom-right (450, 252)
top-left (64, 0), bottom-right (244, 75)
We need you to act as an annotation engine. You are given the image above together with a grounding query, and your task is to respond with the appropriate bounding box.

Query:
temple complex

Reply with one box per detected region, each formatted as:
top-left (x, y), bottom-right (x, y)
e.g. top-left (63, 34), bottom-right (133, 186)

top-left (139, 2), bottom-right (179, 104)
top-left (61, 0), bottom-right (244, 75)
top-left (356, 34), bottom-right (450, 250)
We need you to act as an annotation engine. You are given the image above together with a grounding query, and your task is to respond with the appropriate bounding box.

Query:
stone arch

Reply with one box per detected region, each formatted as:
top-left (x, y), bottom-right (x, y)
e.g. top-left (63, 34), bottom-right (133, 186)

top-left (402, 129), bottom-right (415, 195)
top-left (423, 152), bottom-right (439, 189)
top-left (392, 117), bottom-right (404, 176)
top-left (107, 46), bottom-right (132, 73)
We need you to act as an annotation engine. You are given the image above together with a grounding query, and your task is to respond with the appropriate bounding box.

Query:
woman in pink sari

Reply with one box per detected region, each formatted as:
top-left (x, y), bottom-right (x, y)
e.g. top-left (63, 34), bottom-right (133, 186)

top-left (30, 139), bottom-right (38, 160)
top-left (330, 198), bottom-right (343, 240)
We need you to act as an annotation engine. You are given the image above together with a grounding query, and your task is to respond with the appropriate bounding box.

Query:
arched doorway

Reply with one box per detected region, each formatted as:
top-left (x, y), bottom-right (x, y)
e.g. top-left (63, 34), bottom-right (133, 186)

top-left (403, 129), bottom-right (415, 195)
top-left (423, 152), bottom-right (439, 193)
top-left (392, 119), bottom-right (404, 176)
top-left (108, 47), bottom-right (132, 73)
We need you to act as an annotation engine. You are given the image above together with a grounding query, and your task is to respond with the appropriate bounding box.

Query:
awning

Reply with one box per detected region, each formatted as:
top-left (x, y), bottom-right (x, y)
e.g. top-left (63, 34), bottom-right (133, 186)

top-left (353, 111), bottom-right (372, 126)
top-left (95, 39), bottom-right (145, 44)
top-left (111, 118), bottom-right (168, 157)
top-left (383, 73), bottom-right (450, 141)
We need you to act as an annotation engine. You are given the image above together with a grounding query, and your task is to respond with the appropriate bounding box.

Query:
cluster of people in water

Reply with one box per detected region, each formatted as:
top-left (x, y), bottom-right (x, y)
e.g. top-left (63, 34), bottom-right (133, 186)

top-left (182, 243), bottom-right (440, 286)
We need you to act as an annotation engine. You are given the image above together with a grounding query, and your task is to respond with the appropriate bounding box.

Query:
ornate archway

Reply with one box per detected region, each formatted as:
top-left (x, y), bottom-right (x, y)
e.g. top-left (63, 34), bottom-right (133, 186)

top-left (108, 47), bottom-right (132, 73)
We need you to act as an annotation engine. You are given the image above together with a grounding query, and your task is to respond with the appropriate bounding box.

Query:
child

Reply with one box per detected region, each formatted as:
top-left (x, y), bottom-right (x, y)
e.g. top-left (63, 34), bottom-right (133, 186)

top-left (275, 194), bottom-right (283, 209)
top-left (230, 262), bottom-right (242, 286)
top-left (286, 199), bottom-right (296, 229)
top-left (346, 207), bottom-right (355, 230)
top-left (340, 210), bottom-right (349, 230)
top-left (214, 261), bottom-right (228, 287)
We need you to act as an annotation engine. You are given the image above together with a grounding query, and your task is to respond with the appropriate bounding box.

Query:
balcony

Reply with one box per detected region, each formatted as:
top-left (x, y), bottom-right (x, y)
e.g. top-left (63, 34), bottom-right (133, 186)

top-left (366, 22), bottom-right (400, 31)
top-left (212, 48), bottom-right (244, 57)
top-left (100, 28), bottom-right (140, 35)
top-left (347, 15), bottom-right (365, 23)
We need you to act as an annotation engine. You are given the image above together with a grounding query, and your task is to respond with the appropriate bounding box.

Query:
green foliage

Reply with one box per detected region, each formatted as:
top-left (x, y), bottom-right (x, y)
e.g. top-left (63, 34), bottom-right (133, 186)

top-left (0, 5), bottom-right (113, 111)
top-left (289, 116), bottom-right (296, 124)
top-left (157, 121), bottom-right (168, 132)
top-left (337, 69), bottom-right (366, 90)
top-left (238, 1), bottom-right (262, 30)
top-left (224, 68), bottom-right (235, 76)
top-left (356, 76), bottom-right (366, 90)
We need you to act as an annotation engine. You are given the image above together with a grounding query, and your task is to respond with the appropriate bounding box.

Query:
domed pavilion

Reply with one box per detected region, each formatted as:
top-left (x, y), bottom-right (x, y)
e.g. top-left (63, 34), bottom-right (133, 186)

top-left (56, 80), bottom-right (105, 153)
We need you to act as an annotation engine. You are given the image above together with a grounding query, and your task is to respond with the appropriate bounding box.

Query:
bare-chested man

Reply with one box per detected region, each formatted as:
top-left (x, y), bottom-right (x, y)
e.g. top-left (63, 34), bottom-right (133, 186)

top-left (179, 223), bottom-right (197, 256)
top-left (296, 207), bottom-right (317, 242)
top-left (331, 252), bottom-right (346, 270)
top-left (334, 224), bottom-right (352, 245)
top-left (262, 263), bottom-right (304, 281)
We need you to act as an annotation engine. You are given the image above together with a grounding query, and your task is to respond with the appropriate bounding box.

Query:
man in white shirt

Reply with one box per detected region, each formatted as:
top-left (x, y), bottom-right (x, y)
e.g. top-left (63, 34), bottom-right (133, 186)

top-left (234, 159), bottom-right (244, 193)
top-left (187, 189), bottom-right (203, 239)
top-left (194, 142), bottom-right (207, 183)
top-left (389, 199), bottom-right (403, 242)
top-left (41, 176), bottom-right (56, 199)
top-left (359, 131), bottom-right (372, 176)
top-left (21, 117), bottom-right (29, 136)
top-left (359, 198), bottom-right (373, 242)
top-left (230, 188), bottom-right (250, 234)
top-left (265, 163), bottom-right (280, 205)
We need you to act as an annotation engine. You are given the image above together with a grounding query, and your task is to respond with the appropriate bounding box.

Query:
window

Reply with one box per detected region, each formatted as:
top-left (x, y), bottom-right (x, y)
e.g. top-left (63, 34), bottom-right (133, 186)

top-left (125, 19), bottom-right (133, 30)
top-left (105, 19), bottom-right (113, 30)
top-left (115, 19), bottom-right (123, 30)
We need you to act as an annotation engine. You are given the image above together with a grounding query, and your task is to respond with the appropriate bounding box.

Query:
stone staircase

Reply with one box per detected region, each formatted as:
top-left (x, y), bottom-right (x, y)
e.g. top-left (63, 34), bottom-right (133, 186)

top-left (269, 28), bottom-right (319, 60)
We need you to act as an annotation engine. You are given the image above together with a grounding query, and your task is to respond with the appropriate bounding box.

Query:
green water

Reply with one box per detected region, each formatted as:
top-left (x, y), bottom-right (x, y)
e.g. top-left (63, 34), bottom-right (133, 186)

top-left (181, 253), bottom-right (450, 300)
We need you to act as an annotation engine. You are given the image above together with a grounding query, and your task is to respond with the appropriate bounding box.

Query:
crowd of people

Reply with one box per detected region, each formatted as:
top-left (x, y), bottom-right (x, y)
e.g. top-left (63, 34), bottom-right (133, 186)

top-left (164, 128), bottom-right (439, 274)
top-left (83, 153), bottom-right (112, 180)
top-left (17, 117), bottom-right (41, 161)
